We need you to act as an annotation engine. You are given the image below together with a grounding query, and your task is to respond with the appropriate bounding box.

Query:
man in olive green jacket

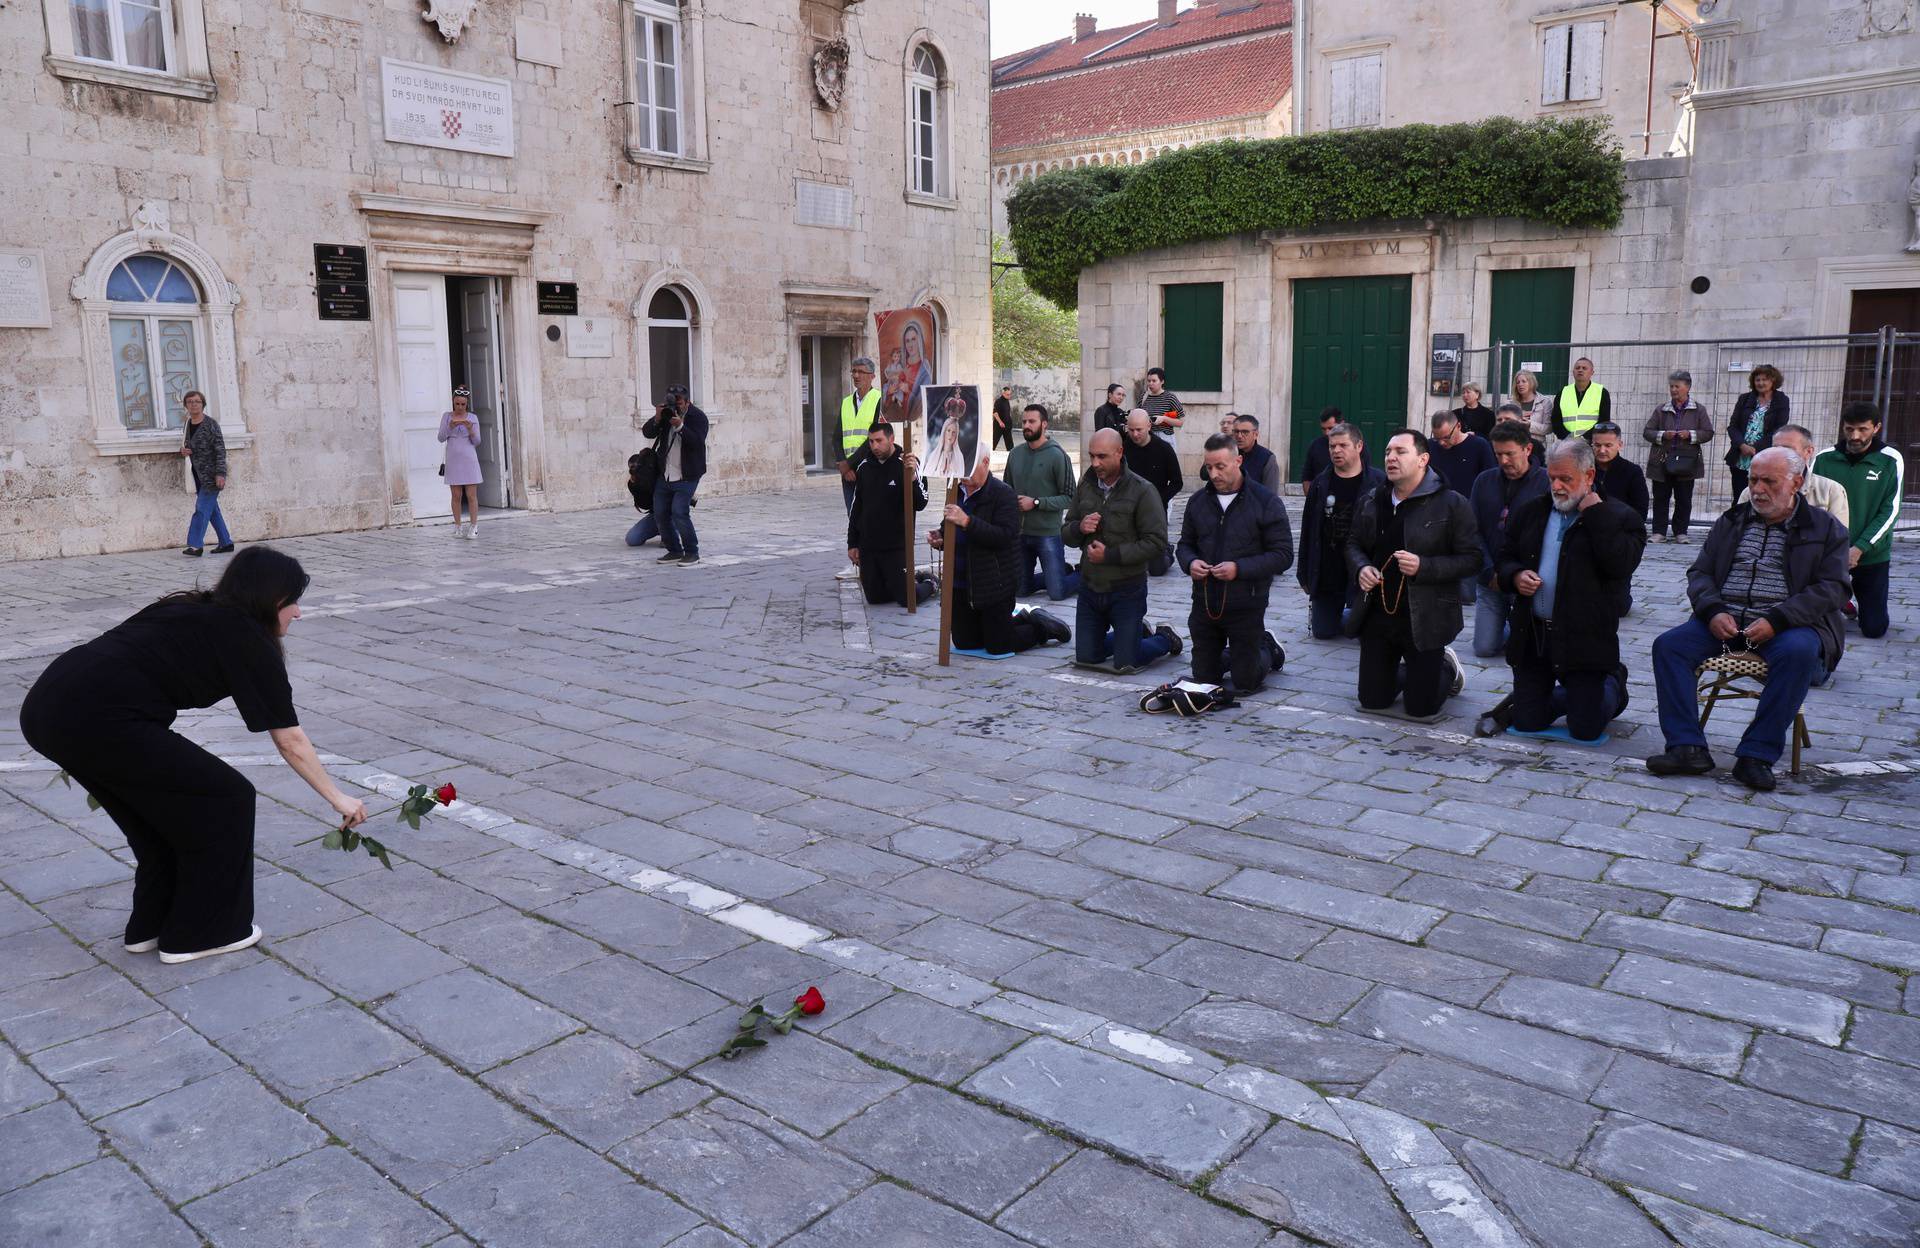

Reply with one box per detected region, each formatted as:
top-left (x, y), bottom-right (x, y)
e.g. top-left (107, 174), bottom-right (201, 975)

top-left (1062, 428), bottom-right (1180, 671)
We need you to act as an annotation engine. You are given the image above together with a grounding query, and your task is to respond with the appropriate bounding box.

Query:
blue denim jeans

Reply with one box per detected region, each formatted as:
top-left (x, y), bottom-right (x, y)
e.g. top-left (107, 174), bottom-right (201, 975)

top-left (1652, 617), bottom-right (1823, 764)
top-left (187, 489), bottom-right (232, 549)
top-left (1021, 534), bottom-right (1079, 600)
top-left (1308, 590), bottom-right (1350, 640)
top-left (1472, 587), bottom-right (1513, 658)
top-left (625, 514), bottom-right (659, 546)
top-left (654, 478), bottom-right (698, 556)
top-left (1075, 581), bottom-right (1171, 670)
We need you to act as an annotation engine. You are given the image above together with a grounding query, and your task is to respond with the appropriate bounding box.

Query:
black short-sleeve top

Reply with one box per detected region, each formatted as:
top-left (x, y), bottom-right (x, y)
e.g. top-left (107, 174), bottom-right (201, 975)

top-left (87, 600), bottom-right (299, 732)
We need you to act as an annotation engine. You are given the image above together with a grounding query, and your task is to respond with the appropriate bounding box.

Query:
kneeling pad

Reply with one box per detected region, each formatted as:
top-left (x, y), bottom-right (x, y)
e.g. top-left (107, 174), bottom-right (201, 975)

top-left (1354, 702), bottom-right (1447, 725)
top-left (950, 647), bottom-right (1015, 660)
top-left (1506, 724), bottom-right (1609, 746)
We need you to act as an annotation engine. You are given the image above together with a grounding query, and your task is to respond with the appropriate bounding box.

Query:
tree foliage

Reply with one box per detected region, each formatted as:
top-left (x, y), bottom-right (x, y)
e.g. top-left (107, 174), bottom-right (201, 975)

top-left (991, 234), bottom-right (1080, 370)
top-left (1006, 117), bottom-right (1625, 308)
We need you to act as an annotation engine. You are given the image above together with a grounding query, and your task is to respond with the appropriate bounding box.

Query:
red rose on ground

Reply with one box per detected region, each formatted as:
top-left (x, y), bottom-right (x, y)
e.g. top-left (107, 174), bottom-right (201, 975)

top-left (795, 986), bottom-right (826, 1016)
top-left (434, 782), bottom-right (457, 806)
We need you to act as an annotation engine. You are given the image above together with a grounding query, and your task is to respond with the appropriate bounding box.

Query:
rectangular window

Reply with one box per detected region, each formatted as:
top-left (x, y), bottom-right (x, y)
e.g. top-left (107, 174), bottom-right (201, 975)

top-left (1327, 52), bottom-right (1382, 130)
top-left (912, 84), bottom-right (937, 194)
top-left (1542, 21), bottom-right (1605, 105)
top-left (1162, 283), bottom-right (1225, 393)
top-left (70, 0), bottom-right (173, 72)
top-left (633, 2), bottom-right (682, 154)
top-left (109, 315), bottom-right (199, 431)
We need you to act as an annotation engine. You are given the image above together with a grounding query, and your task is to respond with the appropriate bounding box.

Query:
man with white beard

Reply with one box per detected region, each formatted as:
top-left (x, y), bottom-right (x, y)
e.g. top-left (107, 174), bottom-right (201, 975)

top-left (1490, 437), bottom-right (1646, 742)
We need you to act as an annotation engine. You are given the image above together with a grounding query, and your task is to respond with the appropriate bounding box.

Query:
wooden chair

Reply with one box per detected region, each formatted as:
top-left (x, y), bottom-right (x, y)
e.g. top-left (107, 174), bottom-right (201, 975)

top-left (1696, 651), bottom-right (1812, 776)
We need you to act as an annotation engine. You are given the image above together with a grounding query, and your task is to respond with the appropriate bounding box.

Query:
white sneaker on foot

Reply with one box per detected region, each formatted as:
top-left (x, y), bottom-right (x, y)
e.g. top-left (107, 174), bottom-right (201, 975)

top-left (465, 523), bottom-right (478, 540)
top-left (124, 937), bottom-right (159, 954)
top-left (451, 522), bottom-right (466, 538)
top-left (159, 925), bottom-right (262, 965)
top-left (835, 562), bottom-right (859, 581)
top-left (1443, 646), bottom-right (1466, 697)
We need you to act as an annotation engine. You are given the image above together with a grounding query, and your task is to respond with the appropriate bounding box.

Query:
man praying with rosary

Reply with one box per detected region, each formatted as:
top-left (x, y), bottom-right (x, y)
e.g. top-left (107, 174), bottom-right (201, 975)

top-left (1175, 434), bottom-right (1292, 693)
top-left (1344, 429), bottom-right (1481, 719)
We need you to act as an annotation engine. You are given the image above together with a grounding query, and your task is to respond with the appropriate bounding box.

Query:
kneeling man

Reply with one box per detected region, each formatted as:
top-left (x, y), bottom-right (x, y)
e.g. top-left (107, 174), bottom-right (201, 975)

top-left (1647, 447), bottom-right (1849, 791)
top-left (1176, 435), bottom-right (1292, 692)
top-left (1496, 438), bottom-right (1645, 742)
top-left (930, 455), bottom-right (1070, 657)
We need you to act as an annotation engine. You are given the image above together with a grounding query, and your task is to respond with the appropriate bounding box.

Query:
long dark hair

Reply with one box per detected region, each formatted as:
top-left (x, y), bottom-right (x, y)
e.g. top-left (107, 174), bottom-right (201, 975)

top-left (161, 546), bottom-right (310, 651)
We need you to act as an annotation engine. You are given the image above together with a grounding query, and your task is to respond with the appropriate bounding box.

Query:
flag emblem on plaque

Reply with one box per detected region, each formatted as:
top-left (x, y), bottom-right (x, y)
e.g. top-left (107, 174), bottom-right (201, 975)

top-left (441, 109), bottom-right (464, 140)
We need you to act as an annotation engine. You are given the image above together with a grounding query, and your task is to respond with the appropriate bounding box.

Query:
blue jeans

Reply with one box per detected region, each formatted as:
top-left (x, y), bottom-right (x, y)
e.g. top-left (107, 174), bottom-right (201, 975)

top-left (1854, 561), bottom-right (1889, 640)
top-left (1021, 534), bottom-right (1079, 600)
top-left (1308, 589), bottom-right (1349, 640)
top-left (1473, 586), bottom-right (1512, 658)
top-left (1652, 616), bottom-right (1823, 764)
top-left (1075, 581), bottom-right (1172, 670)
top-left (625, 514), bottom-right (659, 546)
top-left (187, 489), bottom-right (231, 549)
top-left (654, 478), bottom-right (698, 556)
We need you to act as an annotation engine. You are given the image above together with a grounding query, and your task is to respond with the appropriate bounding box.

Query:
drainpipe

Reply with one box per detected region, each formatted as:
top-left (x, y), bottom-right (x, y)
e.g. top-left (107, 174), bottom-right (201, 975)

top-left (1292, 0), bottom-right (1308, 134)
top-left (1644, 0), bottom-right (1661, 156)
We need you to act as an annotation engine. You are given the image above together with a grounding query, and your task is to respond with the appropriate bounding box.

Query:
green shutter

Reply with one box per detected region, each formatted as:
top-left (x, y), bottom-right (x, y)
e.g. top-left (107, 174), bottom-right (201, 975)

top-left (1488, 268), bottom-right (1575, 398)
top-left (1162, 282), bottom-right (1224, 392)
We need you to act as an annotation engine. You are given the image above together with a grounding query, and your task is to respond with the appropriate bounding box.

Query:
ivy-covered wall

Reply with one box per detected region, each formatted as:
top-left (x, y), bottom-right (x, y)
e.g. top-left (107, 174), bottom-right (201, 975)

top-left (1007, 117), bottom-right (1625, 308)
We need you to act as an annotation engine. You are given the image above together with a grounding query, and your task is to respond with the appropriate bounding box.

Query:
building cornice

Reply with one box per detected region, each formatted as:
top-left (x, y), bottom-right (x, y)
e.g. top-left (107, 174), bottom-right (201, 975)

top-left (351, 193), bottom-right (551, 229)
top-left (1688, 62), bottom-right (1920, 110)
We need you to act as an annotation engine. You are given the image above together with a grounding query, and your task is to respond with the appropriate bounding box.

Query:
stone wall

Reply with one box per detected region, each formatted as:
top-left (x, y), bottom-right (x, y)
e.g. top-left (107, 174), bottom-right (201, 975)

top-left (0, 0), bottom-right (991, 559)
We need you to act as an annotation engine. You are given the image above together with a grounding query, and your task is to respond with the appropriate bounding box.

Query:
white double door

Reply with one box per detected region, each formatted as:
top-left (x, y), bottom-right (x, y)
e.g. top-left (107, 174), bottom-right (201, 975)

top-left (391, 271), bottom-right (510, 519)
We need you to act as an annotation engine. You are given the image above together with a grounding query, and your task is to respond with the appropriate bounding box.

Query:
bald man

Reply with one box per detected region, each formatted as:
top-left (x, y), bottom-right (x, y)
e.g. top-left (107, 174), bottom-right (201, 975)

top-left (1063, 428), bottom-right (1179, 673)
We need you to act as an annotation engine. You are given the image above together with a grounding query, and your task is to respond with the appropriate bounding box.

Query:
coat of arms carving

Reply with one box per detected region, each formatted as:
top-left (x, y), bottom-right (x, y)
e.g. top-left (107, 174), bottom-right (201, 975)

top-left (812, 36), bottom-right (851, 111)
top-left (422, 0), bottom-right (482, 43)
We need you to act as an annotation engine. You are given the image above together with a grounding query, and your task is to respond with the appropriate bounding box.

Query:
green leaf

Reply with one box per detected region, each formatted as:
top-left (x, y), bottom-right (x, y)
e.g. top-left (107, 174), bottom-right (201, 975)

top-left (54, 769), bottom-right (72, 788)
top-left (323, 829), bottom-right (345, 850)
top-left (344, 831), bottom-right (361, 851)
top-left (770, 1017), bottom-right (794, 1035)
top-left (374, 845), bottom-right (394, 870)
top-left (85, 792), bottom-right (101, 811)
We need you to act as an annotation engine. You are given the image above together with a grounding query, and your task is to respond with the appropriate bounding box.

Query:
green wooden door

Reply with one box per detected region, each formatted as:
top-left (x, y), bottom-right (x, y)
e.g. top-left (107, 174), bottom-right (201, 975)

top-left (1290, 276), bottom-right (1412, 473)
top-left (1488, 268), bottom-right (1575, 400)
top-left (1162, 282), bottom-right (1225, 392)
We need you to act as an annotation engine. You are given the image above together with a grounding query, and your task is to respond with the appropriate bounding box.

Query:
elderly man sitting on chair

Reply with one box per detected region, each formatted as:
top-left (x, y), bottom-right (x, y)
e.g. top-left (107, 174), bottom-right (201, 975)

top-left (1646, 447), bottom-right (1850, 791)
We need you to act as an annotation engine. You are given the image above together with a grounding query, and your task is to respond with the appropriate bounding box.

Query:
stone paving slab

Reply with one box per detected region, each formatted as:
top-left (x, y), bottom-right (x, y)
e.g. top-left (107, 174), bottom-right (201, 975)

top-left (0, 493), bottom-right (1916, 1247)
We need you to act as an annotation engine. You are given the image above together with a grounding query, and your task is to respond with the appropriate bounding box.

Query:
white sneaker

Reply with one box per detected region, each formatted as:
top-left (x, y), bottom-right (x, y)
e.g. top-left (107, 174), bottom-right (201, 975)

top-left (124, 937), bottom-right (159, 954)
top-left (835, 562), bottom-right (859, 581)
top-left (1443, 646), bottom-right (1467, 698)
top-left (451, 522), bottom-right (466, 538)
top-left (465, 524), bottom-right (478, 540)
top-left (159, 924), bottom-right (262, 965)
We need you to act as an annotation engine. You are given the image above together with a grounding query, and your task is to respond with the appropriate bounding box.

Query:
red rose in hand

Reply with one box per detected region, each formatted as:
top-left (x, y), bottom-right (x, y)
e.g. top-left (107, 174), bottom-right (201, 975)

top-left (434, 782), bottom-right (457, 806)
top-left (795, 986), bottom-right (826, 1016)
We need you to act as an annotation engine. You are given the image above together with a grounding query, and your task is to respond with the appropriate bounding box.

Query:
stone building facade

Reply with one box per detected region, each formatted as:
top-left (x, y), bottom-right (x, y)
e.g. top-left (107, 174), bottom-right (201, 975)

top-left (1068, 0), bottom-right (1920, 485)
top-left (1, 0), bottom-right (990, 559)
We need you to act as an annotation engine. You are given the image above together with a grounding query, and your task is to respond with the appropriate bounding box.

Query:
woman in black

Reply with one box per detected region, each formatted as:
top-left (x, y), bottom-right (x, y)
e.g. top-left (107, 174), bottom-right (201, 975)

top-left (19, 548), bottom-right (367, 964)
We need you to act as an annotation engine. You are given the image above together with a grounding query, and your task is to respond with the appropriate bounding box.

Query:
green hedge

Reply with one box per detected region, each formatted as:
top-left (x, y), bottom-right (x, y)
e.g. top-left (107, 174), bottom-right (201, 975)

top-left (1006, 117), bottom-right (1625, 308)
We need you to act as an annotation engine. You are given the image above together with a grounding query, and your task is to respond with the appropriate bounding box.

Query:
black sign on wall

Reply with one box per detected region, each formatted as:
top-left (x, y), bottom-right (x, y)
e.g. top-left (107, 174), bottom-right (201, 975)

top-left (538, 281), bottom-right (579, 316)
top-left (318, 283), bottom-right (371, 321)
top-left (1429, 332), bottom-right (1465, 397)
top-left (314, 244), bottom-right (369, 284)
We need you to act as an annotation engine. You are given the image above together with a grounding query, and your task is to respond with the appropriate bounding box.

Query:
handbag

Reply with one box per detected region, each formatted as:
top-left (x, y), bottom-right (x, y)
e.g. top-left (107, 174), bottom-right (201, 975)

top-left (1140, 681), bottom-right (1237, 716)
top-left (1659, 413), bottom-right (1701, 477)
top-left (628, 448), bottom-right (660, 509)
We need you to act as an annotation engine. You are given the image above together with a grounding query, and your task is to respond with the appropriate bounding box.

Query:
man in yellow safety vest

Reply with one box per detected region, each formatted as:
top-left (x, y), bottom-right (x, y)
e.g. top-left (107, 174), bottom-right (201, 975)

top-left (836, 356), bottom-right (885, 580)
top-left (1550, 356), bottom-right (1611, 441)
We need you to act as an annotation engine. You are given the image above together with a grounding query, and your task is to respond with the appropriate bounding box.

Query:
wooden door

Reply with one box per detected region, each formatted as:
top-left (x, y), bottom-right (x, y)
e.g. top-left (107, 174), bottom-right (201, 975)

top-left (1290, 275), bottom-right (1411, 471)
top-left (1848, 288), bottom-right (1920, 499)
top-left (1488, 268), bottom-right (1575, 399)
top-left (391, 271), bottom-right (452, 519)
top-left (460, 278), bottom-right (511, 509)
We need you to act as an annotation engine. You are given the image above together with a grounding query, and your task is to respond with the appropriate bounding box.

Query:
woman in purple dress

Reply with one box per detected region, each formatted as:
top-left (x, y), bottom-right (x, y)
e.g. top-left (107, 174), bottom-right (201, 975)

top-left (439, 386), bottom-right (484, 539)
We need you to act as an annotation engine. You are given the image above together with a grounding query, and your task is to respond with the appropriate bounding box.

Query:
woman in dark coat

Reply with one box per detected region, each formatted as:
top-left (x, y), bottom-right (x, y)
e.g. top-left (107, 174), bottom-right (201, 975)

top-left (19, 547), bottom-right (367, 963)
top-left (1724, 364), bottom-right (1789, 503)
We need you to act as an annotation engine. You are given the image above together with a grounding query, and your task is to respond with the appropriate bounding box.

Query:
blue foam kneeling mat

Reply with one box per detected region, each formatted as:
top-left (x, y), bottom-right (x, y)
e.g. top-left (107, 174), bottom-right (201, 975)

top-left (951, 647), bottom-right (1015, 660)
top-left (1506, 725), bottom-right (1609, 746)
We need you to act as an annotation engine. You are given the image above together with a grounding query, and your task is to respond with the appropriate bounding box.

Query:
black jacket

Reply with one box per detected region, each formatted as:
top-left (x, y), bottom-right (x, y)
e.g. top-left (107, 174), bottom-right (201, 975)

top-left (950, 474), bottom-right (1024, 607)
top-left (1297, 465), bottom-right (1387, 594)
top-left (1593, 456), bottom-right (1650, 526)
top-left (641, 403), bottom-right (709, 482)
top-left (1723, 390), bottom-right (1791, 469)
top-left (1300, 434), bottom-right (1373, 484)
top-left (1175, 478), bottom-right (1294, 613)
top-left (1687, 497), bottom-right (1850, 671)
top-left (1093, 403), bottom-right (1129, 435)
top-left (848, 451), bottom-right (927, 552)
top-left (1497, 496), bottom-right (1646, 673)
top-left (1345, 470), bottom-right (1483, 652)
top-left (1122, 434), bottom-right (1183, 505)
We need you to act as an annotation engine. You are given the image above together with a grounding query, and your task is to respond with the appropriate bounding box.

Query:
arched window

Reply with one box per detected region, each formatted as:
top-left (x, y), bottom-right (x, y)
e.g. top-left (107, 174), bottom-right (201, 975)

top-left (907, 42), bottom-right (949, 199)
top-left (107, 253), bottom-right (204, 431)
top-left (647, 285), bottom-right (693, 399)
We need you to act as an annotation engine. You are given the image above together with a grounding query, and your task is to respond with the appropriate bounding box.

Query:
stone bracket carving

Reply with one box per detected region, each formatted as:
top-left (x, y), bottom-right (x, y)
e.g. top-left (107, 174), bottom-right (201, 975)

top-left (812, 36), bottom-right (850, 111)
top-left (422, 0), bottom-right (482, 43)
top-left (1865, 0), bottom-right (1914, 38)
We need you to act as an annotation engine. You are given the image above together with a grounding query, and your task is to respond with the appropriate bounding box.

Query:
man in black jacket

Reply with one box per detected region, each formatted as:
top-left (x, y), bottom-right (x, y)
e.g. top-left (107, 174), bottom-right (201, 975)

top-left (1177, 436), bottom-right (1292, 692)
top-left (1590, 422), bottom-right (1649, 527)
top-left (1345, 430), bottom-right (1481, 718)
top-left (1122, 410), bottom-right (1183, 576)
top-left (1495, 439), bottom-right (1645, 743)
top-left (848, 424), bottom-right (934, 608)
top-left (1298, 423), bottom-right (1385, 640)
top-left (930, 456), bottom-right (1070, 657)
top-left (640, 384), bottom-right (709, 565)
top-left (1647, 447), bottom-right (1849, 791)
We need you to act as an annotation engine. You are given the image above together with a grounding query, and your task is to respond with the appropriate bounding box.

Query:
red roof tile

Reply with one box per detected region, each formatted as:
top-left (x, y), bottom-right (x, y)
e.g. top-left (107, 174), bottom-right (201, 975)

top-left (991, 33), bottom-right (1293, 153)
top-left (992, 1), bottom-right (1293, 85)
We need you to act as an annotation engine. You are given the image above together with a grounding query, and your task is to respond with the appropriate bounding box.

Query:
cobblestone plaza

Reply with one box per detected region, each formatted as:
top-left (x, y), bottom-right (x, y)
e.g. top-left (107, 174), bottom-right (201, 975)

top-left (0, 486), bottom-right (1916, 1247)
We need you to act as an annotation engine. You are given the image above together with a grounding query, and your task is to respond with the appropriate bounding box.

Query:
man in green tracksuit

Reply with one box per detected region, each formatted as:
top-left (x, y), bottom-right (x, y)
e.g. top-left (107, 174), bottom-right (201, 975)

top-left (1001, 403), bottom-right (1079, 600)
top-left (1063, 428), bottom-right (1180, 673)
top-left (1813, 401), bottom-right (1902, 640)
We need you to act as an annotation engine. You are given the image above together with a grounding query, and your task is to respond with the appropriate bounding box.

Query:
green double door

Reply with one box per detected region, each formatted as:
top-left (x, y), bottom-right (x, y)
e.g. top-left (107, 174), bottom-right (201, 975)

top-left (1487, 268), bottom-right (1576, 399)
top-left (1290, 276), bottom-right (1412, 476)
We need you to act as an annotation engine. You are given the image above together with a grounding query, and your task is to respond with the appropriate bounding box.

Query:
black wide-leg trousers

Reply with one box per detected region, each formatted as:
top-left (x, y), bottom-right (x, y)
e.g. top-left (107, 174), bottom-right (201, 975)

top-left (20, 653), bottom-right (256, 955)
